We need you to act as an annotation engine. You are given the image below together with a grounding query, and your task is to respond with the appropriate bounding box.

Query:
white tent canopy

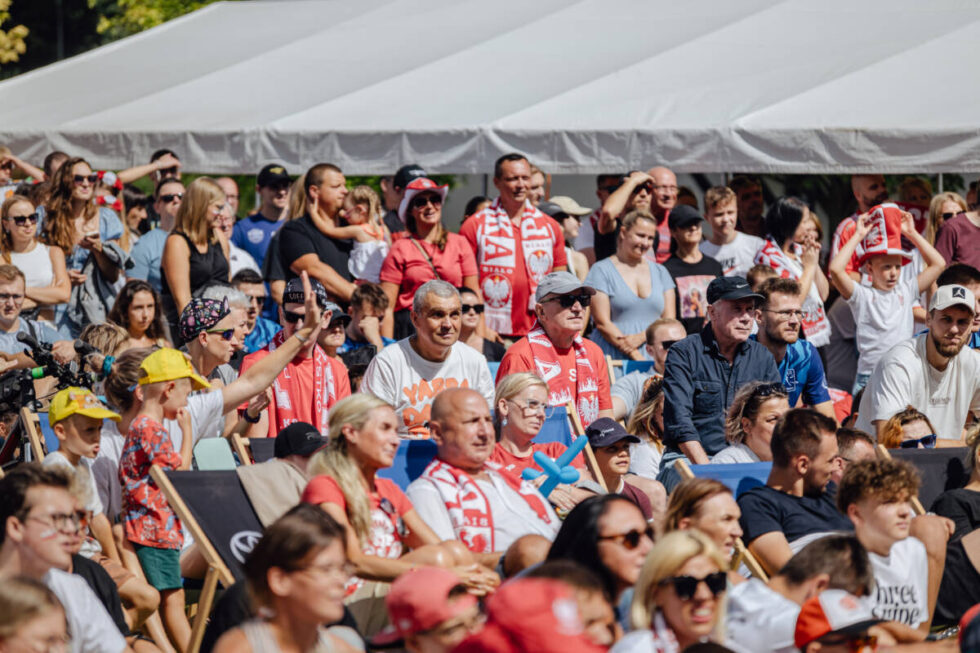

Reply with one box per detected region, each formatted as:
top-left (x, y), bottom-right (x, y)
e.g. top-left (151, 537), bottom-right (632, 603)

top-left (3, 0), bottom-right (980, 174)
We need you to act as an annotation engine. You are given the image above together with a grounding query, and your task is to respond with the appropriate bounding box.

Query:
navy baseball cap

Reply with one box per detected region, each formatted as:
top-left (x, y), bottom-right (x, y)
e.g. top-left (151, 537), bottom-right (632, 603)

top-left (585, 417), bottom-right (640, 449)
top-left (283, 276), bottom-right (328, 309)
top-left (706, 276), bottom-right (763, 305)
top-left (393, 164), bottom-right (427, 190)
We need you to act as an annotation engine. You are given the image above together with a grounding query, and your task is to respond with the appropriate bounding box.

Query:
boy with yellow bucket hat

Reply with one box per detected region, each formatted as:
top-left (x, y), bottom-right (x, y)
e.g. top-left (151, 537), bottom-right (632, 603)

top-left (119, 348), bottom-right (209, 650)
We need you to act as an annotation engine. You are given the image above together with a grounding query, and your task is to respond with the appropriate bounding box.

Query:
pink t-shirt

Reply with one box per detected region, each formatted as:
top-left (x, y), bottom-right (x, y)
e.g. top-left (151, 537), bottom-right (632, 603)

top-left (380, 233), bottom-right (478, 311)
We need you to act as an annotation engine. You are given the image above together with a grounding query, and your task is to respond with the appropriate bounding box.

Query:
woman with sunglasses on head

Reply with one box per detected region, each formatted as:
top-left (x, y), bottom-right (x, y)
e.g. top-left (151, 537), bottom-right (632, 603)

top-left (663, 479), bottom-right (745, 585)
top-left (711, 381), bottom-right (789, 464)
top-left (107, 279), bottom-right (170, 349)
top-left (879, 406), bottom-right (939, 450)
top-left (587, 210), bottom-right (676, 360)
top-left (457, 287), bottom-right (505, 362)
top-left (0, 195), bottom-right (69, 322)
top-left (379, 177), bottom-right (481, 340)
top-left (612, 530), bottom-right (729, 652)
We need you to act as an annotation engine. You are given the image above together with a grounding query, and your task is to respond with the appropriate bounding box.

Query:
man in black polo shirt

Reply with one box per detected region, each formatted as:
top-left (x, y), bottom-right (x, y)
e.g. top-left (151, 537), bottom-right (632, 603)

top-left (380, 163), bottom-right (427, 235)
top-left (277, 163), bottom-right (356, 303)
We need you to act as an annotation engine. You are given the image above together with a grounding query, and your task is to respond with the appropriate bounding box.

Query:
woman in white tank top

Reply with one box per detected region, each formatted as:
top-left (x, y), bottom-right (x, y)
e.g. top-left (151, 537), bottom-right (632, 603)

top-left (1, 194), bottom-right (69, 322)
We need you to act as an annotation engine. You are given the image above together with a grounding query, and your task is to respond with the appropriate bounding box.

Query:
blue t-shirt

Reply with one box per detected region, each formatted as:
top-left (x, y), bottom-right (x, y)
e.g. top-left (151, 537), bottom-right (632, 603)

top-left (232, 213), bottom-right (283, 269)
top-left (243, 317), bottom-right (282, 354)
top-left (337, 336), bottom-right (396, 355)
top-left (0, 318), bottom-right (61, 355)
top-left (584, 257), bottom-right (675, 358)
top-left (750, 336), bottom-right (830, 408)
top-left (127, 228), bottom-right (169, 293)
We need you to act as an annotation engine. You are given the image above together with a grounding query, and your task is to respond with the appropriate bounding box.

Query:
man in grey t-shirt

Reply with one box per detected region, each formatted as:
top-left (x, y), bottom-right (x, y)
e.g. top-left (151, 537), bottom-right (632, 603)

top-left (611, 317), bottom-right (684, 420)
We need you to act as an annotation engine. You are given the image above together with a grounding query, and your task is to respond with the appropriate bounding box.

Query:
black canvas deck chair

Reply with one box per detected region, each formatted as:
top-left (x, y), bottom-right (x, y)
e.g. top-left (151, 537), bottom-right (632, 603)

top-left (875, 445), bottom-right (969, 514)
top-left (229, 434), bottom-right (276, 466)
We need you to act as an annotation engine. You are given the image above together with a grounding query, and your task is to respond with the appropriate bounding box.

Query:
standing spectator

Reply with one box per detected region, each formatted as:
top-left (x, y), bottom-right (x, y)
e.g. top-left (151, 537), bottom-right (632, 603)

top-left (379, 164), bottom-right (427, 235)
top-left (646, 166), bottom-right (679, 263)
top-left (214, 177), bottom-right (240, 216)
top-left (361, 281), bottom-right (493, 438)
top-left (0, 194), bottom-right (69, 322)
top-left (215, 202), bottom-right (260, 278)
top-left (160, 177), bottom-right (230, 337)
top-left (925, 191), bottom-right (967, 245)
top-left (461, 195), bottom-right (491, 226)
top-left (458, 286), bottom-right (505, 362)
top-left (319, 185), bottom-right (389, 284)
top-left (936, 191), bottom-right (980, 270)
top-left (128, 177), bottom-right (184, 293)
top-left (830, 174), bottom-right (890, 279)
top-left (586, 210), bottom-right (676, 358)
top-left (0, 146), bottom-right (44, 192)
top-left (107, 279), bottom-right (170, 348)
top-left (460, 153), bottom-right (567, 340)
top-left (528, 165), bottom-right (547, 206)
top-left (232, 164), bottom-right (290, 268)
top-left (729, 175), bottom-right (766, 238)
top-left (596, 171), bottom-right (655, 263)
top-left (380, 178), bottom-right (479, 340)
top-left (754, 197), bottom-right (831, 347)
top-left (610, 317), bottom-right (685, 421)
top-left (120, 184), bottom-right (148, 245)
top-left (117, 149), bottom-right (181, 187)
top-left (898, 176), bottom-right (932, 207)
top-left (337, 282), bottom-right (394, 356)
top-left (317, 301), bottom-right (350, 361)
top-left (711, 381), bottom-right (790, 464)
top-left (663, 204), bottom-right (723, 335)
top-left (547, 195), bottom-right (591, 281)
top-left (700, 186), bottom-right (764, 278)
top-left (575, 173), bottom-right (624, 265)
top-left (496, 272), bottom-right (613, 426)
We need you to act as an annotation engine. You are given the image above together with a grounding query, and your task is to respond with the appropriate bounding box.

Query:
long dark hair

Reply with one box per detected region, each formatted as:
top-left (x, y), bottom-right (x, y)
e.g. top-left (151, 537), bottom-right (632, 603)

top-left (42, 156), bottom-right (97, 255)
top-left (108, 279), bottom-right (168, 341)
top-left (763, 196), bottom-right (808, 248)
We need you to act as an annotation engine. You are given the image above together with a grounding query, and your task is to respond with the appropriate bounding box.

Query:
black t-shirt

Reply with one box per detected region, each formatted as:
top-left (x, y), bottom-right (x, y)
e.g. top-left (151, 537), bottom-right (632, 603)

top-left (737, 483), bottom-right (853, 546)
top-left (383, 209), bottom-right (406, 235)
top-left (277, 214), bottom-right (353, 283)
top-left (662, 253), bottom-right (723, 334)
top-left (931, 488), bottom-right (980, 626)
top-left (482, 338), bottom-right (506, 363)
top-left (71, 554), bottom-right (130, 637)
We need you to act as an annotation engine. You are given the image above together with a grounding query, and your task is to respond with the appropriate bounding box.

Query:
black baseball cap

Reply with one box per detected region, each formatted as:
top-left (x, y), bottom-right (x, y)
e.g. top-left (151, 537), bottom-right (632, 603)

top-left (706, 276), bottom-right (763, 305)
top-left (283, 276), bottom-right (328, 309)
top-left (274, 421), bottom-right (327, 458)
top-left (584, 417), bottom-right (640, 449)
top-left (536, 201), bottom-right (567, 219)
top-left (257, 164), bottom-right (290, 188)
top-left (393, 164), bottom-right (427, 190)
top-left (667, 204), bottom-right (703, 230)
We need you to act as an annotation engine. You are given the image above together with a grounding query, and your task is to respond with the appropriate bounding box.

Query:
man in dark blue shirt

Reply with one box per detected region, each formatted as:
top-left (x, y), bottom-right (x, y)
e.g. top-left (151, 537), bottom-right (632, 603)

top-left (232, 163), bottom-right (291, 268)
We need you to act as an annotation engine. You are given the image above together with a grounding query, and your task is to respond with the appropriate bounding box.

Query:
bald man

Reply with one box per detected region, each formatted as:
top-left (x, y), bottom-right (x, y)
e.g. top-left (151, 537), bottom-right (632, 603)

top-left (830, 175), bottom-right (890, 280)
top-left (215, 177), bottom-right (240, 216)
top-left (407, 388), bottom-right (561, 569)
top-left (648, 166), bottom-right (679, 263)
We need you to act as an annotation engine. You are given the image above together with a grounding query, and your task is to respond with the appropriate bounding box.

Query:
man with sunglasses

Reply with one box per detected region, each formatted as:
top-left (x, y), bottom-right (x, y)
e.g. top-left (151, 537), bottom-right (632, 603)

top-left (232, 164), bottom-right (291, 269)
top-left (575, 173), bottom-right (625, 265)
top-left (610, 317), bottom-right (685, 421)
top-left (232, 268), bottom-right (282, 354)
top-left (380, 163), bottom-right (427, 235)
top-left (128, 177), bottom-right (185, 293)
top-left (497, 271), bottom-right (613, 426)
top-left (595, 170), bottom-right (656, 263)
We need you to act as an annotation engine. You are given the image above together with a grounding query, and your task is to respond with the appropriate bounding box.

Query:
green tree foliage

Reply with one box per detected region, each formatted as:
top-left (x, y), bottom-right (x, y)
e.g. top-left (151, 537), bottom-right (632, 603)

top-left (89, 0), bottom-right (229, 40)
top-left (0, 0), bottom-right (28, 66)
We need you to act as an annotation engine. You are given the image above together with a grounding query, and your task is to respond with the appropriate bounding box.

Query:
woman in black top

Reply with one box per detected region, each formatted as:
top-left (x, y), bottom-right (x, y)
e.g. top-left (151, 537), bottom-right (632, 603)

top-left (161, 177), bottom-right (230, 337)
top-left (457, 287), bottom-right (504, 362)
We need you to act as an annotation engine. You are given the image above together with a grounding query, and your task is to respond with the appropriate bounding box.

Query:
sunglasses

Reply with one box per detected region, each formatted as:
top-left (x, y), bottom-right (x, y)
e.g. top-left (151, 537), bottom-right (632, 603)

top-left (546, 293), bottom-right (592, 309)
top-left (601, 183), bottom-right (622, 194)
top-left (899, 434), bottom-right (937, 449)
top-left (283, 310), bottom-right (303, 324)
top-left (206, 327), bottom-right (235, 341)
top-left (660, 339), bottom-right (679, 350)
top-left (411, 194), bottom-right (442, 210)
top-left (160, 166), bottom-right (179, 178)
top-left (633, 181), bottom-right (654, 194)
top-left (5, 212), bottom-right (39, 226)
top-left (941, 212), bottom-right (958, 220)
top-left (73, 174), bottom-right (99, 185)
top-left (159, 193), bottom-right (184, 203)
top-left (461, 303), bottom-right (485, 314)
top-left (598, 526), bottom-right (654, 551)
top-left (753, 382), bottom-right (786, 398)
top-left (0, 161), bottom-right (13, 171)
top-left (660, 571), bottom-right (728, 601)
top-left (245, 294), bottom-right (268, 305)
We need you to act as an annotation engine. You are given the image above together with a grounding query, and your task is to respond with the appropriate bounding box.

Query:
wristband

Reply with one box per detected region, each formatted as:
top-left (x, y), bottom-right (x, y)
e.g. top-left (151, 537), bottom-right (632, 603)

top-left (243, 410), bottom-right (262, 424)
top-left (294, 331), bottom-right (309, 344)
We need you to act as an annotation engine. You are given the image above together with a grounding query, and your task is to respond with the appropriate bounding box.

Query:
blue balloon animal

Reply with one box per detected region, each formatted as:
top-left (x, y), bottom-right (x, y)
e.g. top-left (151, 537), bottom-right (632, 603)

top-left (521, 435), bottom-right (588, 497)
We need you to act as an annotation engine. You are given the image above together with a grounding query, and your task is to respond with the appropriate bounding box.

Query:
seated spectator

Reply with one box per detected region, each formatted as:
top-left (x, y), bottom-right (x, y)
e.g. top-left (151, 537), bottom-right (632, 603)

top-left (523, 560), bottom-right (619, 648)
top-left (934, 263), bottom-right (980, 349)
top-left (231, 268), bottom-right (281, 354)
top-left (0, 464), bottom-right (127, 652)
top-left (336, 282), bottom-right (395, 359)
top-left (408, 388), bottom-right (561, 567)
top-left (712, 381), bottom-right (790, 464)
top-left (128, 177), bottom-right (184, 293)
top-left (180, 296), bottom-right (247, 389)
top-left (832, 428), bottom-right (877, 485)
top-left (579, 417), bottom-right (655, 520)
top-left (107, 279), bottom-right (170, 349)
top-left (613, 530), bottom-right (728, 652)
top-left (837, 459), bottom-right (930, 633)
top-left (0, 577), bottom-right (70, 652)
top-left (727, 535), bottom-right (875, 653)
top-left (0, 264), bottom-right (63, 367)
top-left (361, 281), bottom-right (493, 438)
top-left (457, 286), bottom-right (505, 362)
top-left (855, 283), bottom-right (980, 443)
top-left (663, 478), bottom-right (743, 571)
top-left (230, 164), bottom-right (290, 269)
top-left (660, 276), bottom-right (779, 472)
top-left (663, 204), bottom-right (723, 334)
top-left (625, 375), bottom-right (666, 479)
top-left (737, 409), bottom-right (851, 576)
top-left (754, 277), bottom-right (834, 419)
top-left (497, 271), bottom-right (613, 425)
top-left (301, 395), bottom-right (498, 635)
top-left (878, 406), bottom-right (938, 450)
top-left (700, 186), bottom-right (764, 278)
top-left (213, 504), bottom-right (362, 653)
top-left (240, 276), bottom-right (351, 438)
top-left (793, 590), bottom-right (883, 653)
top-left (1, 194), bottom-right (68, 322)
top-left (585, 210), bottom-right (676, 358)
top-left (317, 301), bottom-right (350, 361)
top-left (611, 317), bottom-right (685, 421)
top-left (199, 284), bottom-right (250, 380)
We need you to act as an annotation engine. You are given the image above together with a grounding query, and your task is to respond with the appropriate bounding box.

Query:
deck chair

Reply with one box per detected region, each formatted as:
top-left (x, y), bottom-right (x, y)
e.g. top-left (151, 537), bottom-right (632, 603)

top-left (488, 361), bottom-right (501, 380)
top-left (20, 407), bottom-right (46, 462)
top-left (377, 439), bottom-right (439, 490)
top-left (229, 433), bottom-right (251, 466)
top-left (535, 405), bottom-right (574, 447)
top-left (564, 401), bottom-right (608, 492)
top-left (605, 355), bottom-right (621, 386)
top-left (675, 458), bottom-right (770, 581)
top-left (677, 459), bottom-right (773, 498)
top-left (228, 435), bottom-right (277, 466)
top-left (151, 466), bottom-right (262, 653)
top-left (622, 360), bottom-right (656, 376)
top-left (193, 438), bottom-right (237, 470)
top-left (875, 445), bottom-right (969, 515)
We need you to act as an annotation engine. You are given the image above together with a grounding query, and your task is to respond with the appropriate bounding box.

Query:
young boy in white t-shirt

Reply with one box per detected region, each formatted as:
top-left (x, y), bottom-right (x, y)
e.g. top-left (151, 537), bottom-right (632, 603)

top-left (699, 186), bottom-right (764, 278)
top-left (829, 208), bottom-right (945, 393)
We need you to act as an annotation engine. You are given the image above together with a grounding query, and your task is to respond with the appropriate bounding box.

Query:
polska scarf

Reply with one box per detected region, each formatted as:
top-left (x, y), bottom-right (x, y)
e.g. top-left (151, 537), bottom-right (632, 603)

top-left (418, 458), bottom-right (557, 553)
top-left (267, 331), bottom-right (336, 434)
top-left (753, 237), bottom-right (830, 346)
top-left (526, 322), bottom-right (600, 426)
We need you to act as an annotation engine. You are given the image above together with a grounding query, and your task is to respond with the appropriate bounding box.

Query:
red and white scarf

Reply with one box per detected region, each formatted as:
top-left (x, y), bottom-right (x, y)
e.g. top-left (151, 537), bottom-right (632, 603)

top-left (417, 458), bottom-right (557, 553)
top-left (267, 331), bottom-right (336, 434)
top-left (526, 322), bottom-right (600, 426)
top-left (473, 198), bottom-right (558, 335)
top-left (753, 237), bottom-right (830, 346)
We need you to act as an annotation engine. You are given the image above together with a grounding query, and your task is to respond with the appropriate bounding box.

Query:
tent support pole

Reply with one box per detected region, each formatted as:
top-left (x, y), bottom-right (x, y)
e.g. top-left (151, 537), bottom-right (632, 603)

top-left (938, 173), bottom-right (944, 193)
top-left (483, 174), bottom-right (489, 196)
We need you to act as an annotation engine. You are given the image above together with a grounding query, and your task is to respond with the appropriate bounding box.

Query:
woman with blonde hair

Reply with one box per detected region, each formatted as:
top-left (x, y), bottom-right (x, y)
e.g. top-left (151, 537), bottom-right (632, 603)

top-left (626, 375), bottom-right (665, 478)
top-left (160, 176), bottom-right (230, 336)
top-left (925, 191), bottom-right (967, 245)
top-left (0, 576), bottom-right (69, 652)
top-left (712, 381), bottom-right (789, 464)
top-left (898, 176), bottom-right (933, 207)
top-left (663, 479), bottom-right (744, 573)
top-left (879, 406), bottom-right (939, 449)
top-left (612, 530), bottom-right (729, 652)
top-left (0, 194), bottom-right (69, 322)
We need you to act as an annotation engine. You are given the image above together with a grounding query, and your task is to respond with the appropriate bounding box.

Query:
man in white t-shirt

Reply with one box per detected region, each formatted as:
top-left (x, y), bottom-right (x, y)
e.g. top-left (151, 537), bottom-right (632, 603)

top-left (0, 464), bottom-right (129, 653)
top-left (407, 388), bottom-right (560, 568)
top-left (699, 186), bottom-right (764, 278)
top-left (856, 283), bottom-right (980, 442)
top-left (362, 280), bottom-right (494, 438)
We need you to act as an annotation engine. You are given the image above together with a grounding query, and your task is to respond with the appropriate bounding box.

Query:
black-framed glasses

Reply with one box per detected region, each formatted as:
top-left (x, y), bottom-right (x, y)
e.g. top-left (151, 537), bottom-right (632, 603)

top-left (73, 174), bottom-right (99, 185)
top-left (206, 327), bottom-right (235, 341)
top-left (159, 193), bottom-right (183, 203)
top-left (941, 212), bottom-right (958, 220)
top-left (600, 183), bottom-right (622, 194)
top-left (900, 434), bottom-right (937, 449)
top-left (546, 293), bottom-right (591, 309)
top-left (763, 308), bottom-right (804, 320)
top-left (506, 398), bottom-right (555, 419)
top-left (283, 310), bottom-right (303, 324)
top-left (660, 571), bottom-right (727, 600)
top-left (461, 303), bottom-right (485, 314)
top-left (411, 194), bottom-right (442, 210)
top-left (25, 510), bottom-right (85, 535)
top-left (598, 526), bottom-right (654, 551)
top-left (5, 212), bottom-right (39, 226)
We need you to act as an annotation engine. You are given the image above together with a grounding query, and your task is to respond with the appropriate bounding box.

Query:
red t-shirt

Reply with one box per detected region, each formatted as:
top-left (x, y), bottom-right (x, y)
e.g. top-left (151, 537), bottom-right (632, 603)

top-left (655, 214), bottom-right (672, 263)
top-left (488, 441), bottom-right (584, 476)
top-left (379, 233), bottom-right (478, 311)
top-left (238, 347), bottom-right (351, 437)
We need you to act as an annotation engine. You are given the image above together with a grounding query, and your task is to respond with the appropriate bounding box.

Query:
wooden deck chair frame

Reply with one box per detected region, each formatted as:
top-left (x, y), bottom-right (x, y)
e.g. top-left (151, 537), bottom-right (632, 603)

top-left (874, 445), bottom-right (926, 515)
top-left (565, 401), bottom-right (608, 493)
top-left (150, 465), bottom-right (235, 653)
top-left (604, 355), bottom-right (621, 389)
top-left (19, 407), bottom-right (45, 462)
top-left (230, 433), bottom-right (252, 466)
top-left (674, 458), bottom-right (769, 581)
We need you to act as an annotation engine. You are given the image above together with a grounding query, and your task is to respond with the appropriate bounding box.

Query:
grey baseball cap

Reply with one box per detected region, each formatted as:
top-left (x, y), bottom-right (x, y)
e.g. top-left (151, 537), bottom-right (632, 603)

top-left (534, 271), bottom-right (596, 303)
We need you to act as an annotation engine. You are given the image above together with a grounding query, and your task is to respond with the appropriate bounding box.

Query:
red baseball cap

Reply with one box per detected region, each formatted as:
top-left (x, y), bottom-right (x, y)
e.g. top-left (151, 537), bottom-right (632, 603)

top-left (373, 567), bottom-right (476, 645)
top-left (795, 590), bottom-right (881, 649)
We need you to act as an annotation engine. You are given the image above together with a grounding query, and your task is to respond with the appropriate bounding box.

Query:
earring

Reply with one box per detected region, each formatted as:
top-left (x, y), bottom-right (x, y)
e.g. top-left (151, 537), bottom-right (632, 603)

top-left (501, 417), bottom-right (508, 427)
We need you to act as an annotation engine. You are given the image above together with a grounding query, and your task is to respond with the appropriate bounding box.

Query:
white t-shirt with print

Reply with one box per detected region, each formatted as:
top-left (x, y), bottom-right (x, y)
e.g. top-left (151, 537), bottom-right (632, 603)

top-left (93, 420), bottom-right (126, 520)
top-left (726, 578), bottom-right (800, 653)
top-left (700, 233), bottom-right (764, 278)
top-left (361, 339), bottom-right (495, 438)
top-left (44, 568), bottom-right (127, 653)
top-left (865, 536), bottom-right (929, 627)
top-left (847, 273), bottom-right (919, 377)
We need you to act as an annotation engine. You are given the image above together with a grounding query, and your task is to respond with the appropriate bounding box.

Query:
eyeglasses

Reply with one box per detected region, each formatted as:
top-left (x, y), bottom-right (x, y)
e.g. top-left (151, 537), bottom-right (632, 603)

top-left (598, 526), bottom-right (655, 550)
top-left (245, 294), bottom-right (267, 305)
top-left (296, 561), bottom-right (355, 580)
top-left (545, 293), bottom-right (592, 309)
top-left (461, 303), bottom-right (485, 314)
top-left (5, 212), bottom-right (39, 226)
top-left (0, 292), bottom-right (25, 303)
top-left (159, 167), bottom-right (179, 178)
top-left (73, 174), bottom-right (99, 185)
top-left (159, 193), bottom-right (183, 203)
top-left (206, 327), bottom-right (235, 341)
top-left (653, 184), bottom-right (679, 194)
top-left (764, 308), bottom-right (804, 320)
top-left (267, 183), bottom-right (290, 193)
top-left (660, 571), bottom-right (727, 601)
top-left (25, 510), bottom-right (85, 535)
top-left (411, 194), bottom-right (442, 210)
top-left (899, 434), bottom-right (937, 449)
top-left (941, 212), bottom-right (958, 220)
top-left (506, 398), bottom-right (555, 418)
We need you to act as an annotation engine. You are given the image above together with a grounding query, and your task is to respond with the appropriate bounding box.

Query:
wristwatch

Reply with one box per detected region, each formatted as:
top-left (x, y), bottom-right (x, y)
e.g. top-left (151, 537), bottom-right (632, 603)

top-left (243, 409), bottom-right (262, 424)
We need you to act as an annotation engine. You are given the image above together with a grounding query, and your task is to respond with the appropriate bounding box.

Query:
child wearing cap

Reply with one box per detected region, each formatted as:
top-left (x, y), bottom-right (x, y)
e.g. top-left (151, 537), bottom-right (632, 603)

top-left (829, 206), bottom-right (945, 394)
top-left (119, 347), bottom-right (210, 650)
top-left (579, 417), bottom-right (654, 520)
